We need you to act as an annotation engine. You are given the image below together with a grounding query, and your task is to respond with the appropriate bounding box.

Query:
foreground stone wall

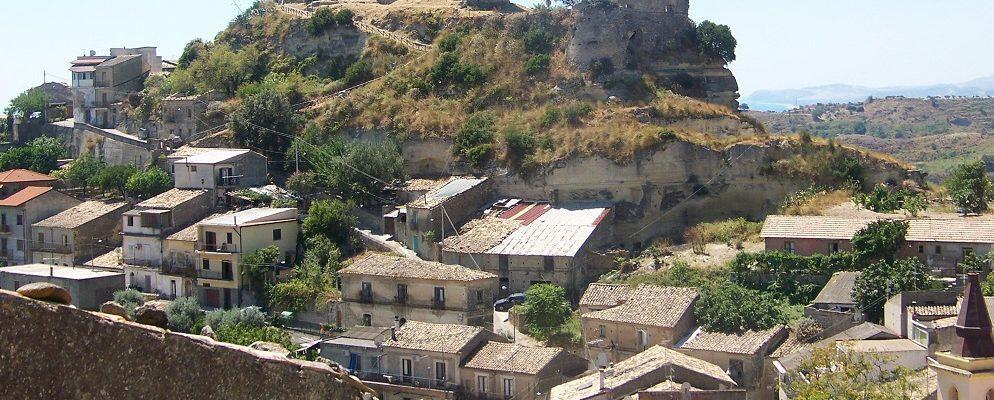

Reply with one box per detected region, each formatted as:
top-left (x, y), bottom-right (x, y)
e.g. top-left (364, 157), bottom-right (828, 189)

top-left (0, 290), bottom-right (367, 400)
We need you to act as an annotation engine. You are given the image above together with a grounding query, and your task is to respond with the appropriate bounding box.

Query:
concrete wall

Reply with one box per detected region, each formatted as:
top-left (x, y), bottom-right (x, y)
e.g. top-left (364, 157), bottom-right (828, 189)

top-left (0, 290), bottom-right (367, 399)
top-left (174, 152), bottom-right (268, 190)
top-left (583, 308), bottom-right (696, 368)
top-left (883, 290), bottom-right (959, 337)
top-left (71, 123), bottom-right (151, 167)
top-left (0, 272), bottom-right (123, 310)
top-left (0, 191), bottom-right (81, 265)
top-left (340, 274), bottom-right (494, 328)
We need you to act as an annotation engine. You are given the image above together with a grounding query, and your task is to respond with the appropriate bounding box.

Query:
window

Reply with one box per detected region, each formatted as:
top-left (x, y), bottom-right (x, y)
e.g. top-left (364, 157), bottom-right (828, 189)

top-left (936, 245), bottom-right (942, 255)
top-left (273, 229), bottom-right (282, 241)
top-left (964, 247), bottom-right (975, 257)
top-left (729, 359), bottom-right (744, 382)
top-left (187, 108), bottom-right (192, 118)
top-left (16, 214), bottom-right (22, 226)
top-left (401, 358), bottom-right (413, 381)
top-left (502, 377), bottom-right (514, 399)
top-left (477, 290), bottom-right (485, 304)
top-left (598, 324), bottom-right (606, 338)
top-left (830, 242), bottom-right (840, 254)
top-left (435, 361), bottom-right (447, 382)
top-left (127, 216), bottom-right (134, 227)
top-left (918, 245), bottom-right (925, 254)
top-left (368, 355), bottom-right (379, 370)
top-left (543, 256), bottom-right (554, 272)
top-left (16, 240), bottom-right (23, 251)
top-left (434, 287), bottom-right (445, 302)
top-left (477, 375), bottom-right (488, 394)
top-left (362, 314), bottom-right (372, 326)
top-left (190, 166), bottom-right (197, 172)
top-left (396, 284), bottom-right (408, 303)
top-left (784, 241), bottom-right (796, 254)
top-left (226, 232), bottom-right (233, 244)
top-left (637, 330), bottom-right (649, 350)
top-left (202, 259), bottom-right (210, 270)
top-left (37, 233), bottom-right (44, 243)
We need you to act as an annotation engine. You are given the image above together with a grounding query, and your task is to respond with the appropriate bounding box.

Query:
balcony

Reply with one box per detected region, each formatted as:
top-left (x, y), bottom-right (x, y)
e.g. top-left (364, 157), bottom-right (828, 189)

top-left (363, 373), bottom-right (460, 392)
top-left (359, 290), bottom-right (374, 304)
top-left (199, 269), bottom-right (234, 281)
top-left (394, 295), bottom-right (408, 305)
top-left (34, 242), bottom-right (73, 254)
top-left (431, 298), bottom-right (446, 310)
top-left (218, 176), bottom-right (241, 187)
top-left (0, 225), bottom-right (12, 235)
top-left (196, 242), bottom-right (239, 253)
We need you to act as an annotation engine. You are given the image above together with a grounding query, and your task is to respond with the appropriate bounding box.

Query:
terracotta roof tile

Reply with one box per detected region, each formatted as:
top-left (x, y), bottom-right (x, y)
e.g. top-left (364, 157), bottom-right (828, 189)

top-left (812, 271), bottom-right (860, 305)
top-left (579, 283), bottom-right (634, 309)
top-left (0, 169), bottom-right (56, 183)
top-left (583, 286), bottom-right (698, 328)
top-left (463, 342), bottom-right (564, 375)
top-left (383, 321), bottom-right (489, 354)
top-left (137, 188), bottom-right (209, 209)
top-left (340, 252), bottom-right (497, 282)
top-left (680, 326), bottom-right (786, 355)
top-left (762, 215), bottom-right (994, 244)
top-left (34, 201), bottom-right (128, 229)
top-left (0, 186), bottom-right (55, 207)
top-left (909, 304), bottom-right (958, 318)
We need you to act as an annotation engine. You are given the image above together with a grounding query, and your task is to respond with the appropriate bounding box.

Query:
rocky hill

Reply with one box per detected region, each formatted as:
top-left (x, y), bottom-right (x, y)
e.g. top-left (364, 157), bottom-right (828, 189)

top-left (164, 0), bottom-right (920, 244)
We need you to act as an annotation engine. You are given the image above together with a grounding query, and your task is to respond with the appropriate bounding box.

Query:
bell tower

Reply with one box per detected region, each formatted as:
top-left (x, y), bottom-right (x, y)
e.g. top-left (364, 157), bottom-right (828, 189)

top-left (930, 273), bottom-right (994, 399)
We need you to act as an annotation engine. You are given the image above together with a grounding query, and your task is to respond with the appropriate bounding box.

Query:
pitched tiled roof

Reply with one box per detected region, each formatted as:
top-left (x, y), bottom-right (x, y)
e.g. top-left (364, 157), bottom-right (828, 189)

top-left (583, 286), bottom-right (698, 328)
top-left (812, 271), bottom-right (860, 305)
top-left (442, 217), bottom-right (522, 254)
top-left (34, 201), bottom-right (127, 229)
top-left (0, 186), bottom-right (55, 207)
top-left (463, 342), bottom-right (563, 375)
top-left (762, 215), bottom-right (994, 244)
top-left (137, 188), bottom-right (209, 209)
top-left (680, 326), bottom-right (786, 355)
top-left (0, 169), bottom-right (56, 183)
top-left (340, 252), bottom-right (497, 282)
top-left (909, 304), bottom-right (958, 318)
top-left (549, 345), bottom-right (735, 400)
top-left (579, 283), bottom-right (634, 309)
top-left (382, 320), bottom-right (487, 354)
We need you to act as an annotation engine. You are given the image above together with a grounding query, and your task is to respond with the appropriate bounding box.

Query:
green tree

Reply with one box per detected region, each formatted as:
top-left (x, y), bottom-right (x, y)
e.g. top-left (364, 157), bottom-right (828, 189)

top-left (302, 199), bottom-right (357, 250)
top-left (946, 160), bottom-right (994, 215)
top-left (178, 39), bottom-right (207, 68)
top-left (5, 88), bottom-right (49, 118)
top-left (520, 284), bottom-right (573, 337)
top-left (54, 154), bottom-right (105, 194)
top-left (789, 345), bottom-right (918, 399)
top-left (91, 165), bottom-right (137, 196)
top-left (195, 43), bottom-right (265, 97)
top-left (242, 245), bottom-right (282, 307)
top-left (452, 113), bottom-right (496, 167)
top-left (269, 279), bottom-right (319, 313)
top-left (229, 88), bottom-right (297, 159)
top-left (695, 281), bottom-right (788, 333)
top-left (695, 21), bottom-right (737, 63)
top-left (165, 297), bottom-right (202, 333)
top-left (305, 138), bottom-right (405, 205)
top-left (0, 137), bottom-right (66, 173)
top-left (853, 258), bottom-right (934, 322)
top-left (125, 167), bottom-right (172, 199)
top-left (850, 220), bottom-right (908, 263)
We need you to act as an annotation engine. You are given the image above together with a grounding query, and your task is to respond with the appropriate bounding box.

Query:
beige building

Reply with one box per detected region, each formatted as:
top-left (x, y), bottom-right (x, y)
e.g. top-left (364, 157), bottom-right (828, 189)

top-left (160, 94), bottom-right (207, 141)
top-left (171, 148), bottom-right (268, 192)
top-left (32, 201), bottom-right (129, 267)
top-left (550, 345), bottom-right (738, 400)
top-left (373, 320), bottom-right (505, 400)
top-left (391, 177), bottom-right (491, 259)
top-left (0, 187), bottom-right (81, 265)
top-left (580, 284), bottom-right (698, 368)
top-left (931, 274), bottom-right (994, 400)
top-left (677, 326), bottom-right (788, 398)
top-left (194, 208), bottom-right (299, 309)
top-left (338, 252), bottom-right (497, 328)
top-left (462, 342), bottom-right (587, 400)
top-left (70, 51), bottom-right (148, 128)
top-left (441, 200), bottom-right (613, 300)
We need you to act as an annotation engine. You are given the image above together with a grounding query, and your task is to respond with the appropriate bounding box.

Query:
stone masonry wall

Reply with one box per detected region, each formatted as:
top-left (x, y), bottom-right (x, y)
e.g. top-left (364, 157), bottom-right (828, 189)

top-left (0, 290), bottom-right (367, 400)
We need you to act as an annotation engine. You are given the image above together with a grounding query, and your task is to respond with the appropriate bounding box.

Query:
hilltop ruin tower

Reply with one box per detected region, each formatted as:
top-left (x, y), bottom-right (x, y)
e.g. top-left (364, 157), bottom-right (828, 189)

top-left (566, 0), bottom-right (740, 110)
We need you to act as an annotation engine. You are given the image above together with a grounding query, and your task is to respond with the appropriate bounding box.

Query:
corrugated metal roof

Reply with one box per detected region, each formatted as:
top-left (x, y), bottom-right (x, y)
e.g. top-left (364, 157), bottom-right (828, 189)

top-left (486, 206), bottom-right (609, 257)
top-left (409, 177), bottom-right (487, 208)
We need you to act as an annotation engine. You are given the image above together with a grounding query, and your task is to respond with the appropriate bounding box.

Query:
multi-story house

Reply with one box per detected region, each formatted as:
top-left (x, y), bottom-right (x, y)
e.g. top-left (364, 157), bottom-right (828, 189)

top-left (391, 177), bottom-right (491, 259)
top-left (373, 320), bottom-right (505, 400)
top-left (121, 189), bottom-right (213, 299)
top-left (0, 169), bottom-right (57, 198)
top-left (462, 342), bottom-right (587, 400)
top-left (441, 200), bottom-right (613, 300)
top-left (160, 94), bottom-right (207, 142)
top-left (338, 252), bottom-right (497, 328)
top-left (171, 148), bottom-right (268, 193)
top-left (69, 50), bottom-right (151, 128)
top-left (677, 326), bottom-right (788, 399)
top-left (579, 284), bottom-right (698, 368)
top-left (0, 187), bottom-right (80, 265)
top-left (194, 208), bottom-right (298, 309)
top-left (320, 326), bottom-right (393, 379)
top-left (32, 201), bottom-right (129, 267)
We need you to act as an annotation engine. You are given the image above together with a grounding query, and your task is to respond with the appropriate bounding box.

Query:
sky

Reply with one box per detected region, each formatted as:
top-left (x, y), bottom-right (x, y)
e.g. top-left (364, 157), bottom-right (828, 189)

top-left (3, 0), bottom-right (994, 108)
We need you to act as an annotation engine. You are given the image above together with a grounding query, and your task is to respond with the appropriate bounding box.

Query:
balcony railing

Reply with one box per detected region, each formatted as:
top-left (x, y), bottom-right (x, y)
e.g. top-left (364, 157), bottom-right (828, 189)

top-left (395, 295), bottom-right (408, 305)
top-left (196, 243), bottom-right (239, 253)
top-left (199, 269), bottom-right (234, 281)
top-left (218, 176), bottom-right (241, 187)
top-left (34, 242), bottom-right (73, 254)
top-left (362, 373), bottom-right (459, 392)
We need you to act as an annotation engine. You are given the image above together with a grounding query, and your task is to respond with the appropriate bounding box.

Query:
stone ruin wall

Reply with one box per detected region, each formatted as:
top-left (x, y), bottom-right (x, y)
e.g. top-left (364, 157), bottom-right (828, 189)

top-left (0, 290), bottom-right (367, 400)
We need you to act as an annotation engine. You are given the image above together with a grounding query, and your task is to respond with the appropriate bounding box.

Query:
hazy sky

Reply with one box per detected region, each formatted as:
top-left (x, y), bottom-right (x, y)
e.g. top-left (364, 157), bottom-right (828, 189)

top-left (3, 0), bottom-right (994, 108)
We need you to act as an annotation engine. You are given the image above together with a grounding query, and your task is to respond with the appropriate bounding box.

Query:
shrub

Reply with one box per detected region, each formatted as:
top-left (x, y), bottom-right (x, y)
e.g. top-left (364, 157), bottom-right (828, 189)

top-left (344, 60), bottom-right (374, 86)
top-left (437, 30), bottom-right (467, 52)
top-left (696, 21), bottom-right (737, 63)
top-left (853, 185), bottom-right (927, 215)
top-left (302, 199), bottom-right (358, 250)
top-left (229, 89), bottom-right (298, 160)
top-left (215, 323), bottom-right (294, 350)
top-left (695, 281), bottom-right (788, 333)
top-left (91, 165), bottom-right (137, 196)
top-left (125, 167), bottom-right (172, 199)
top-left (522, 27), bottom-right (554, 54)
top-left (521, 284), bottom-right (572, 338)
top-left (853, 258), bottom-right (934, 322)
top-left (165, 297), bottom-right (202, 333)
top-left (851, 220), bottom-right (908, 263)
top-left (503, 126), bottom-right (537, 164)
top-left (540, 107), bottom-right (562, 127)
top-left (333, 9), bottom-right (354, 25)
top-left (269, 279), bottom-right (319, 313)
top-left (114, 288), bottom-right (145, 318)
top-left (204, 307), bottom-right (267, 330)
top-left (563, 102), bottom-right (594, 126)
top-left (524, 54), bottom-right (550, 76)
top-left (683, 218), bottom-right (762, 247)
top-left (427, 52), bottom-right (486, 87)
top-left (453, 113), bottom-right (496, 166)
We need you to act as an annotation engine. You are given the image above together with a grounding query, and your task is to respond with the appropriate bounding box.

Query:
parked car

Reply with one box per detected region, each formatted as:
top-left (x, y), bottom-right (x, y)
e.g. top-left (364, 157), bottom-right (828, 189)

top-left (494, 293), bottom-right (526, 312)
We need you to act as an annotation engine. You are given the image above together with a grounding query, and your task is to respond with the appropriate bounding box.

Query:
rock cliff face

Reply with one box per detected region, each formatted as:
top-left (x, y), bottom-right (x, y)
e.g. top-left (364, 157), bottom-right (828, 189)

top-left (566, 0), bottom-right (739, 109)
top-left (0, 290), bottom-right (367, 400)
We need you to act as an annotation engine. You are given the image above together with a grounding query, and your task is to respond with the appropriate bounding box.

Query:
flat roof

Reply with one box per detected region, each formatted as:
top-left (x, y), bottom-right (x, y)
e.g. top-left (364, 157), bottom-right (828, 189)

top-left (201, 208), bottom-right (296, 227)
top-left (173, 149), bottom-right (252, 165)
top-left (0, 264), bottom-right (123, 280)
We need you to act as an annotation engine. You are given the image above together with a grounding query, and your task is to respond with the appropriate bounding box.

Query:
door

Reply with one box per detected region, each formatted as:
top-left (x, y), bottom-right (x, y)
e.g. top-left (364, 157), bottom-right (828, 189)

top-left (348, 353), bottom-right (361, 372)
top-left (223, 288), bottom-right (232, 309)
top-left (205, 231), bottom-right (217, 250)
top-left (170, 280), bottom-right (177, 299)
top-left (401, 358), bottom-right (413, 383)
top-left (144, 275), bottom-right (152, 292)
top-left (222, 261), bottom-right (233, 280)
top-left (204, 289), bottom-right (220, 308)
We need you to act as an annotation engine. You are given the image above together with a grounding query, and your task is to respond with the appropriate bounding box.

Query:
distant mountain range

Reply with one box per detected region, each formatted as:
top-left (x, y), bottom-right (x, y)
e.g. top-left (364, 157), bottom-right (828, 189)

top-left (744, 75), bottom-right (994, 111)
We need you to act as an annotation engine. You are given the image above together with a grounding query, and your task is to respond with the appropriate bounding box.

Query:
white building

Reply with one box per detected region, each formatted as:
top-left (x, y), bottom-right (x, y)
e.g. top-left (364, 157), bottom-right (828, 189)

top-left (170, 148), bottom-right (268, 194)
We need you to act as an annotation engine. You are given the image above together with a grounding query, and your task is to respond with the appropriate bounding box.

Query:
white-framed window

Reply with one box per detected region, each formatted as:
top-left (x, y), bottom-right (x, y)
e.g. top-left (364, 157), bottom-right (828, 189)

top-left (435, 360), bottom-right (447, 382)
top-left (784, 241), bottom-right (796, 254)
top-left (476, 374), bottom-right (488, 394)
top-left (502, 376), bottom-right (515, 399)
top-left (401, 358), bottom-right (413, 382)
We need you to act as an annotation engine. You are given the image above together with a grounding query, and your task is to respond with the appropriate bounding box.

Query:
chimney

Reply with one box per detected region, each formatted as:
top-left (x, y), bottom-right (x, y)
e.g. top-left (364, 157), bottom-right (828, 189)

top-left (597, 365), bottom-right (610, 391)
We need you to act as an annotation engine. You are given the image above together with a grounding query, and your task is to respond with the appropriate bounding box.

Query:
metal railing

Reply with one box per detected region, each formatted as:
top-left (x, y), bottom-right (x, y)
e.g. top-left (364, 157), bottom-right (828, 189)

top-left (363, 372), bottom-right (459, 392)
top-left (196, 242), bottom-right (239, 253)
top-left (34, 242), bottom-right (73, 254)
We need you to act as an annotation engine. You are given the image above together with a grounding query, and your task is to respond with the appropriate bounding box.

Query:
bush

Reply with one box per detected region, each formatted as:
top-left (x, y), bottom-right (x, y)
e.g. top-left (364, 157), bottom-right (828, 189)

top-left (853, 185), bottom-right (927, 216)
top-left (0, 137), bottom-right (67, 174)
top-left (946, 160), bottom-right (993, 215)
top-left (540, 107), bottom-right (562, 127)
top-left (522, 28), bottom-right (554, 54)
top-left (114, 288), bottom-right (145, 318)
top-left (344, 60), bottom-right (374, 86)
top-left (851, 220), bottom-right (908, 263)
top-left (453, 113), bottom-right (496, 166)
top-left (437, 30), bottom-right (467, 52)
top-left (503, 126), bottom-right (537, 164)
top-left (853, 258), bottom-right (934, 322)
top-left (333, 9), bottom-right (354, 25)
top-left (91, 165), bottom-right (137, 196)
top-left (269, 279), bottom-right (319, 313)
top-left (427, 52), bottom-right (486, 87)
top-left (305, 8), bottom-right (352, 34)
top-left (302, 199), bottom-right (358, 250)
top-left (524, 54), bottom-right (550, 76)
top-left (229, 89), bottom-right (298, 159)
top-left (215, 323), bottom-right (294, 350)
top-left (165, 297), bottom-right (202, 333)
top-left (125, 167), bottom-right (172, 199)
top-left (204, 307), bottom-right (266, 330)
top-left (563, 102), bottom-right (594, 126)
top-left (683, 218), bottom-right (762, 247)
top-left (695, 281), bottom-right (788, 333)
top-left (521, 284), bottom-right (572, 338)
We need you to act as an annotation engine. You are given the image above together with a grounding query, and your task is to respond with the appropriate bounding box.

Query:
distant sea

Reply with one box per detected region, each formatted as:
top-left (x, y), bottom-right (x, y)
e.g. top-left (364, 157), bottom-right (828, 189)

top-left (743, 102), bottom-right (794, 112)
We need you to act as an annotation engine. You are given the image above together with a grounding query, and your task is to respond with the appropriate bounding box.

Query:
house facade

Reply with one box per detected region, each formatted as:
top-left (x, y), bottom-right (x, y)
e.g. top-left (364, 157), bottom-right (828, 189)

top-left (69, 50), bottom-right (150, 128)
top-left (339, 252), bottom-right (497, 328)
top-left (320, 326), bottom-right (393, 380)
top-left (171, 149), bottom-right (268, 192)
top-left (0, 264), bottom-right (124, 310)
top-left (677, 326), bottom-right (788, 399)
top-left (462, 342), bottom-right (587, 400)
top-left (194, 208), bottom-right (298, 309)
top-left (0, 187), bottom-right (81, 265)
top-left (391, 177), bottom-right (491, 259)
top-left (32, 201), bottom-right (129, 267)
top-left (160, 94), bottom-right (207, 141)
